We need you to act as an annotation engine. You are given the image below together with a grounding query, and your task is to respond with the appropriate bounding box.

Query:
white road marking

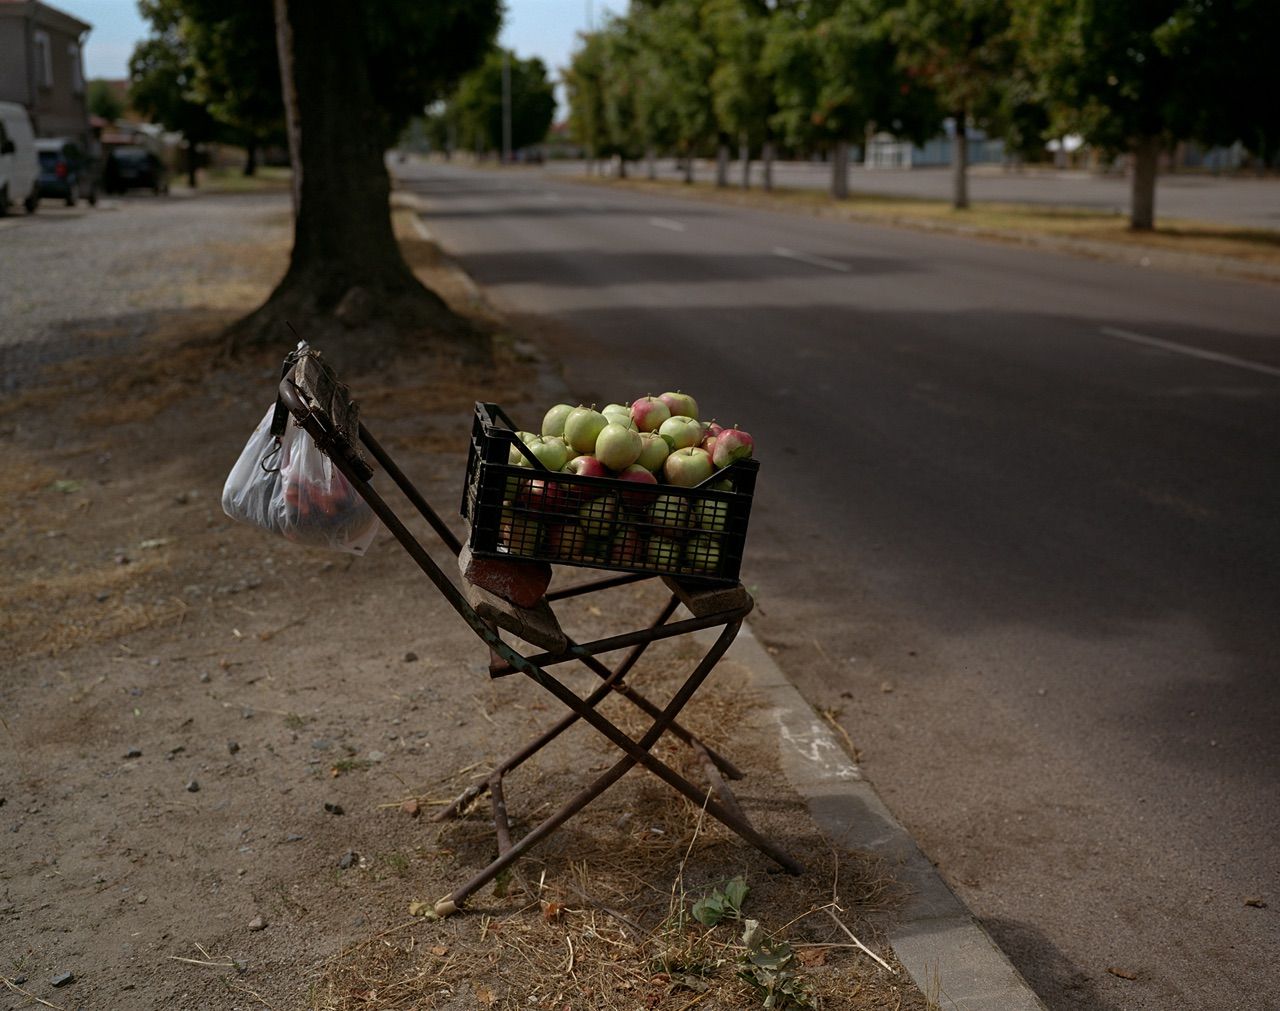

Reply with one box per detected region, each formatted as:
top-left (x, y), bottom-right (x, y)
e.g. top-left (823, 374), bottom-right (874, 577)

top-left (411, 215), bottom-right (433, 242)
top-left (648, 216), bottom-right (685, 232)
top-left (1099, 326), bottom-right (1280, 379)
top-left (772, 246), bottom-right (850, 272)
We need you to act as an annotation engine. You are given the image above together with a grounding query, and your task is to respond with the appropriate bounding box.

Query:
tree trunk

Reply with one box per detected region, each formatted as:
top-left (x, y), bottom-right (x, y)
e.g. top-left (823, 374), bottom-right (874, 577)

top-left (739, 132), bottom-right (750, 189)
top-left (715, 142), bottom-right (729, 188)
top-left (186, 140), bottom-right (198, 189)
top-left (1130, 135), bottom-right (1160, 231)
top-left (763, 140), bottom-right (774, 192)
top-left (951, 110), bottom-right (969, 209)
top-left (645, 144), bottom-right (656, 180)
top-left (229, 0), bottom-right (474, 358)
top-left (615, 153), bottom-right (626, 179)
top-left (243, 139), bottom-right (258, 177)
top-left (683, 148), bottom-right (694, 184)
top-left (273, 0), bottom-right (301, 213)
top-left (830, 140), bottom-right (848, 199)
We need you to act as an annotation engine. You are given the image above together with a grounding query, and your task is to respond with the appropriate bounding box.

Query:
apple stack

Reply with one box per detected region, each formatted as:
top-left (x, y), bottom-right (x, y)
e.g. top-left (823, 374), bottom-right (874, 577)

top-left (464, 392), bottom-right (758, 583)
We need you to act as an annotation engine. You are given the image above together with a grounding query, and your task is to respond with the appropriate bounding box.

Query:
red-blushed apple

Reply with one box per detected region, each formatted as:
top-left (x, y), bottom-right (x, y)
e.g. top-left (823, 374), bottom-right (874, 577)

top-left (564, 406), bottom-right (608, 454)
top-left (609, 527), bottom-right (645, 567)
top-left (579, 496), bottom-right (617, 539)
top-left (563, 455), bottom-right (608, 479)
top-left (683, 534), bottom-right (722, 575)
top-left (636, 432), bottom-right (670, 473)
top-left (545, 522), bottom-right (587, 561)
top-left (541, 404), bottom-right (575, 437)
top-left (631, 396), bottom-right (672, 433)
top-left (617, 464), bottom-right (658, 508)
top-left (659, 391), bottom-right (699, 420)
top-left (649, 494), bottom-right (691, 534)
top-left (658, 416), bottom-right (703, 451)
top-left (700, 421), bottom-right (724, 454)
top-left (711, 427), bottom-right (754, 469)
top-left (595, 423), bottom-right (643, 471)
top-left (664, 447), bottom-right (714, 488)
top-left (693, 497), bottom-right (729, 533)
top-left (522, 477), bottom-right (572, 517)
top-left (647, 536), bottom-right (682, 570)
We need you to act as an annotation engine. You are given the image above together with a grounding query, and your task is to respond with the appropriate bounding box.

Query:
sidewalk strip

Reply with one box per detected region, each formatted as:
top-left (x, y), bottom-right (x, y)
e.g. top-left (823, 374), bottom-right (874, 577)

top-left (1100, 326), bottom-right (1280, 379)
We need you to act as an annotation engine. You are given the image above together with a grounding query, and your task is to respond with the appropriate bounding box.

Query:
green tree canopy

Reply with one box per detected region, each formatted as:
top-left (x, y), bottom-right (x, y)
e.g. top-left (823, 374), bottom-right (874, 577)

top-left (448, 49), bottom-right (556, 156)
top-left (1015, 0), bottom-right (1279, 228)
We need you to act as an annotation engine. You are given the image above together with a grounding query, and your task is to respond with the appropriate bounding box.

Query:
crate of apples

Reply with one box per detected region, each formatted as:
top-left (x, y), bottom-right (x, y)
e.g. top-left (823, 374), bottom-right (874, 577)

top-left (462, 393), bottom-right (758, 584)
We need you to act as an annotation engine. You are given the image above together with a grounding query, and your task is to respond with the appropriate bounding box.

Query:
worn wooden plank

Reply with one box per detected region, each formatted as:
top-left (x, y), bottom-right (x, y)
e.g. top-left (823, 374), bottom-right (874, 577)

top-left (463, 580), bottom-right (568, 653)
top-left (459, 545), bottom-right (552, 609)
top-left (661, 576), bottom-right (752, 618)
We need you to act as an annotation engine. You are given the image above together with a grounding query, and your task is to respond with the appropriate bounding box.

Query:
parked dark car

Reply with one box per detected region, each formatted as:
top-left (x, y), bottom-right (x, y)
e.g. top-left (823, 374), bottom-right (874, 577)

top-left (34, 138), bottom-right (97, 207)
top-left (103, 146), bottom-right (168, 195)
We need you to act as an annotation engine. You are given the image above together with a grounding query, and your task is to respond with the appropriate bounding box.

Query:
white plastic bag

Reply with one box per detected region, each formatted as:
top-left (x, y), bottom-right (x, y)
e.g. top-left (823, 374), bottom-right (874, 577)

top-left (222, 406), bottom-right (378, 556)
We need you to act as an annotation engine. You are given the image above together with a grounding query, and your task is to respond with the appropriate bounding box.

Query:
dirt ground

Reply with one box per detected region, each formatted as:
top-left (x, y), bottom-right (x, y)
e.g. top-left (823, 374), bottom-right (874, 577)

top-left (1, 203), bottom-right (929, 1011)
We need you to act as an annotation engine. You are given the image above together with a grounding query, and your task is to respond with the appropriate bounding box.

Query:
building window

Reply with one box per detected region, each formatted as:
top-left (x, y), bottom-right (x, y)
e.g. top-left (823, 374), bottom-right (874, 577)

top-left (34, 30), bottom-right (53, 89)
top-left (69, 42), bottom-right (83, 93)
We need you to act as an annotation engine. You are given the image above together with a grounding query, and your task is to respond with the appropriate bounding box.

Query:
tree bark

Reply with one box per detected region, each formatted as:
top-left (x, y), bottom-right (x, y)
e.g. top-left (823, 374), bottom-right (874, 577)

top-left (615, 153), bottom-right (626, 179)
top-left (762, 140), bottom-right (774, 192)
top-left (683, 148), bottom-right (694, 184)
top-left (739, 132), bottom-right (750, 189)
top-left (715, 142), bottom-right (729, 188)
top-left (645, 144), bottom-right (656, 180)
top-left (951, 110), bottom-right (969, 209)
top-left (1130, 135), bottom-right (1160, 231)
top-left (243, 139), bottom-right (258, 177)
top-left (273, 0), bottom-right (301, 213)
top-left (186, 140), bottom-right (198, 188)
top-left (229, 0), bottom-right (475, 358)
top-left (830, 140), bottom-right (848, 199)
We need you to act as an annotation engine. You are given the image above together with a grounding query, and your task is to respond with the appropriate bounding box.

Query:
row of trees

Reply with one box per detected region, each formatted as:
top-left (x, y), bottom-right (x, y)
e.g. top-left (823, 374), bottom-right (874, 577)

top-left (566, 0), bottom-right (1278, 230)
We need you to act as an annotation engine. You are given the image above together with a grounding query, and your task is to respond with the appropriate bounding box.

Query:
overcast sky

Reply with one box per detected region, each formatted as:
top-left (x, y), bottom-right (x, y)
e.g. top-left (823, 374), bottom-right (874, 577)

top-left (58, 0), bottom-right (627, 117)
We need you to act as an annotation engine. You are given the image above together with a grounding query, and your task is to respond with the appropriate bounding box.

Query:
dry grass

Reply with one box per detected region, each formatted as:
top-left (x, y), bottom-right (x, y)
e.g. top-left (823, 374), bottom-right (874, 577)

top-left (311, 646), bottom-right (923, 1011)
top-left (573, 174), bottom-right (1280, 273)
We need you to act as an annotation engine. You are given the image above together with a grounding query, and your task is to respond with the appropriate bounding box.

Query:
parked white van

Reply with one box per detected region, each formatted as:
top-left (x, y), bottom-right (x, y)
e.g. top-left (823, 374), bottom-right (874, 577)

top-left (0, 101), bottom-right (39, 215)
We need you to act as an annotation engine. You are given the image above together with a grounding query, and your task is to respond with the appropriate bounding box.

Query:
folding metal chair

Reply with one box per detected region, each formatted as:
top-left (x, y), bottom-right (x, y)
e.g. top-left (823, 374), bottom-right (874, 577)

top-left (273, 346), bottom-right (802, 916)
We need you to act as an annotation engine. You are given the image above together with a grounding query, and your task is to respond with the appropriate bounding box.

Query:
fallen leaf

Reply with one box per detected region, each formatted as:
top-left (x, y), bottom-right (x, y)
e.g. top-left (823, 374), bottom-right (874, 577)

top-left (475, 983), bottom-right (497, 1005)
top-left (1107, 966), bottom-right (1138, 981)
top-left (541, 900), bottom-right (564, 922)
top-left (408, 900), bottom-right (430, 917)
top-left (429, 945), bottom-right (448, 957)
top-left (401, 798), bottom-right (420, 818)
top-left (1244, 897), bottom-right (1267, 908)
top-left (796, 947), bottom-right (828, 967)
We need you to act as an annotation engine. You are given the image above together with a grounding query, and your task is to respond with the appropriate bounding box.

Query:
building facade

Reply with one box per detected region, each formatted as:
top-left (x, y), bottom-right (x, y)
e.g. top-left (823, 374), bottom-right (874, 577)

top-left (0, 0), bottom-right (91, 145)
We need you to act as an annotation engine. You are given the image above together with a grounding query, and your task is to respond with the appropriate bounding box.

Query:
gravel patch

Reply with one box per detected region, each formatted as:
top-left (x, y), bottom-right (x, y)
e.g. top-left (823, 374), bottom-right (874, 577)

top-left (0, 191), bottom-right (290, 389)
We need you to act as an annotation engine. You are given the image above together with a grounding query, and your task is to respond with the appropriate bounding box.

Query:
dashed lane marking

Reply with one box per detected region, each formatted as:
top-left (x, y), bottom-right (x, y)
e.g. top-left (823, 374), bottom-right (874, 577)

top-left (1100, 326), bottom-right (1280, 379)
top-left (772, 246), bottom-right (850, 272)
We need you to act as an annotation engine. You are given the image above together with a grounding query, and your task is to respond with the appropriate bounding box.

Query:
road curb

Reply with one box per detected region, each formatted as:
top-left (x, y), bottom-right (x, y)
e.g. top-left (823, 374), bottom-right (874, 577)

top-left (724, 621), bottom-right (1048, 1011)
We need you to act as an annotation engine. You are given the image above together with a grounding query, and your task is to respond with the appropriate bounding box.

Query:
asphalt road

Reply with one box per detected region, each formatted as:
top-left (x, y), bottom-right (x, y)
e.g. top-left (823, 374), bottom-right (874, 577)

top-left (400, 161), bottom-right (1280, 1011)
top-left (543, 158), bottom-right (1280, 229)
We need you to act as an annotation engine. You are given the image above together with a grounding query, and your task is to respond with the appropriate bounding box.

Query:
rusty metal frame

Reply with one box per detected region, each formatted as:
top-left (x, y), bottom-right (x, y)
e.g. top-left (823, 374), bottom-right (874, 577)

top-left (278, 375), bottom-right (802, 915)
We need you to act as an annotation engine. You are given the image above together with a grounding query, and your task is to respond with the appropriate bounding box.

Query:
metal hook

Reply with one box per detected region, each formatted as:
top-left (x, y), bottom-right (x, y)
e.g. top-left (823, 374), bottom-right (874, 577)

top-left (260, 435), bottom-right (283, 474)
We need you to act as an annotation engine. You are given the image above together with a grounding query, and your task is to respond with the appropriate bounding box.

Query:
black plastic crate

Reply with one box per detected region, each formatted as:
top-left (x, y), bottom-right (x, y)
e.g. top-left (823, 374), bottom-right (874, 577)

top-left (462, 402), bottom-right (757, 585)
